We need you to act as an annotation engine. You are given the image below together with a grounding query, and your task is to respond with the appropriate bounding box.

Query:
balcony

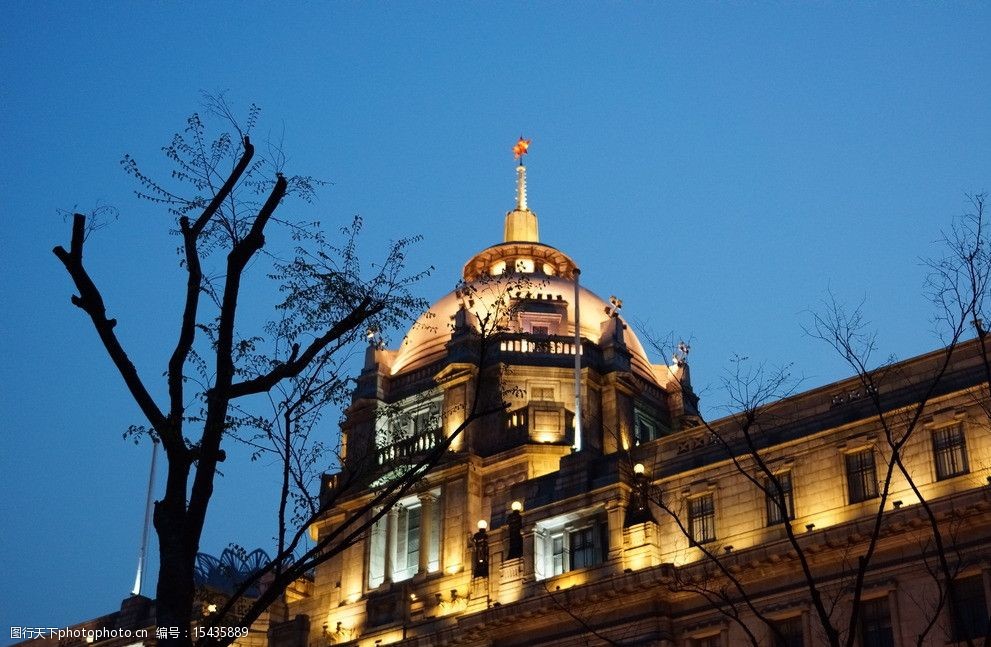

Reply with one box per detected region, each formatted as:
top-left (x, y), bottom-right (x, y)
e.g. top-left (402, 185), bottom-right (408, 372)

top-left (504, 404), bottom-right (575, 446)
top-left (496, 333), bottom-right (602, 365)
top-left (377, 427), bottom-right (443, 466)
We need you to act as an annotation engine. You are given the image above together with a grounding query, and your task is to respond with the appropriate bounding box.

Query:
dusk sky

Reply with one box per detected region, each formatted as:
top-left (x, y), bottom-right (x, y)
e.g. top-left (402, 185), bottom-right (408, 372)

top-left (2, 2), bottom-right (989, 635)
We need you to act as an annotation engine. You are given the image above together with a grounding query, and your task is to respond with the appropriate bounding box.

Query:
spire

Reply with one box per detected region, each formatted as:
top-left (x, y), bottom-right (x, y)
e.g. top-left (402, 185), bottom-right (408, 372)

top-left (516, 164), bottom-right (528, 211)
top-left (504, 136), bottom-right (539, 242)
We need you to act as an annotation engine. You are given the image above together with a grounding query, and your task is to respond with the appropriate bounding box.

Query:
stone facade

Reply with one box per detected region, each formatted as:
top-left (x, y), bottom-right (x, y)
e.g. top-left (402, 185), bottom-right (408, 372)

top-left (21, 166), bottom-right (991, 647)
top-left (272, 167), bottom-right (991, 646)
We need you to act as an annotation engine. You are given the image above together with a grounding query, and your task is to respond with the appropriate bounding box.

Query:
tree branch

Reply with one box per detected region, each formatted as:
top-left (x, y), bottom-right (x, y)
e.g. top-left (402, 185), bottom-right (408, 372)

top-left (167, 137), bottom-right (255, 428)
top-left (227, 296), bottom-right (381, 398)
top-left (54, 214), bottom-right (168, 435)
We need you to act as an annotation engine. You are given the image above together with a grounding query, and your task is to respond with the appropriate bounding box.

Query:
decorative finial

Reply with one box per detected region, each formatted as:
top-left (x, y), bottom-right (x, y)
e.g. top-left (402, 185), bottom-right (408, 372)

top-left (513, 135), bottom-right (531, 163)
top-left (366, 324), bottom-right (385, 350)
top-left (503, 135), bottom-right (539, 242)
top-left (604, 295), bottom-right (623, 318)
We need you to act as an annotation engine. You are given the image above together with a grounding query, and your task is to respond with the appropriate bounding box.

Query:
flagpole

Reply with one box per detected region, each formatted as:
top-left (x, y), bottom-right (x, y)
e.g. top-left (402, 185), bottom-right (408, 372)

top-left (132, 440), bottom-right (158, 596)
top-left (573, 268), bottom-right (582, 452)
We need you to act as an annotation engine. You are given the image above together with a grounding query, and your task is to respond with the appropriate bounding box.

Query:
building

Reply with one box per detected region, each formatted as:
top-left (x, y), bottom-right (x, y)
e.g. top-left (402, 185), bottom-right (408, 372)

top-left (273, 158), bottom-right (991, 646)
top-left (23, 155), bottom-right (988, 647)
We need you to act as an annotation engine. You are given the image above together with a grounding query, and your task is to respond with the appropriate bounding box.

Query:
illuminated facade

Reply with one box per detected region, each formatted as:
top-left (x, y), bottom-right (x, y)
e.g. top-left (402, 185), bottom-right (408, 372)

top-left (274, 162), bottom-right (991, 647)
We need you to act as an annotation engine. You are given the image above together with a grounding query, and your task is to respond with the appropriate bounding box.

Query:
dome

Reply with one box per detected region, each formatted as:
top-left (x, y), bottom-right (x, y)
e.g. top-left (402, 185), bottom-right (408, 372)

top-left (390, 273), bottom-right (659, 383)
top-left (389, 160), bottom-right (662, 385)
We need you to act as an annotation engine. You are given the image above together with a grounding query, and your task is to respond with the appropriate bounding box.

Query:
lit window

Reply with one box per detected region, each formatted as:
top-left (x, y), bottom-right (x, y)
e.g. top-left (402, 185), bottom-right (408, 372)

top-left (412, 403), bottom-right (440, 436)
top-left (366, 493), bottom-right (440, 588)
top-left (520, 313), bottom-right (560, 336)
top-left (688, 494), bottom-right (716, 545)
top-left (531, 387), bottom-right (555, 401)
top-left (393, 504), bottom-right (421, 582)
top-left (933, 424), bottom-right (969, 480)
top-left (950, 575), bottom-right (989, 642)
top-left (765, 472), bottom-right (795, 526)
top-left (378, 397), bottom-right (442, 461)
top-left (858, 597), bottom-right (894, 647)
top-left (845, 449), bottom-right (878, 504)
top-left (534, 512), bottom-right (607, 580)
top-left (505, 408), bottom-right (528, 435)
top-left (551, 532), bottom-right (565, 576)
top-left (694, 635), bottom-right (721, 647)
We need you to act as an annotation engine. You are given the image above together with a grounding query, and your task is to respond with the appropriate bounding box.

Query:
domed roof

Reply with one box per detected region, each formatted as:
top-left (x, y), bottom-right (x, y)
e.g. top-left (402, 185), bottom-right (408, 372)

top-left (389, 159), bottom-right (662, 385)
top-left (389, 273), bottom-right (659, 383)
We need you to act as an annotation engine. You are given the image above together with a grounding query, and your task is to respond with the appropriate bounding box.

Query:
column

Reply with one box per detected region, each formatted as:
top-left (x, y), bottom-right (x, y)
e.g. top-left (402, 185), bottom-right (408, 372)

top-left (605, 498), bottom-right (625, 567)
top-left (417, 492), bottom-right (436, 575)
top-left (383, 507), bottom-right (397, 584)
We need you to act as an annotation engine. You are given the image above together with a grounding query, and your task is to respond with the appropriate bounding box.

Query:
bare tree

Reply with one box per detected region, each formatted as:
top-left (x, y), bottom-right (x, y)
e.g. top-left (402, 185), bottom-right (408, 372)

top-left (54, 101), bottom-right (436, 647)
top-left (625, 194), bottom-right (991, 647)
top-left (197, 270), bottom-right (542, 646)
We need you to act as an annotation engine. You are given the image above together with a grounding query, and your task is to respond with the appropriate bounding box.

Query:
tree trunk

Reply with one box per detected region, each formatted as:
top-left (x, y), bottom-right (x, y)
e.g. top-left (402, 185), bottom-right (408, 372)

top-left (154, 458), bottom-right (196, 647)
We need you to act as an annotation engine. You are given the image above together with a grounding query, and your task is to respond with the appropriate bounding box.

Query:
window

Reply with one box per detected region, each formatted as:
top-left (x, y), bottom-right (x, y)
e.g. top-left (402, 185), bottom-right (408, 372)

top-left (393, 504), bottom-right (421, 581)
top-left (933, 424), bottom-right (969, 480)
top-left (519, 312), bottom-right (560, 336)
top-left (550, 532), bottom-right (565, 576)
top-left (366, 492), bottom-right (441, 588)
top-left (411, 404), bottom-right (440, 436)
top-left (515, 258), bottom-right (535, 273)
top-left (694, 635), bottom-right (721, 647)
top-left (772, 616), bottom-right (803, 647)
top-left (688, 494), bottom-right (716, 545)
top-left (858, 597), bottom-right (894, 647)
top-left (569, 525), bottom-right (599, 570)
top-left (845, 449), bottom-right (878, 503)
top-left (634, 409), bottom-right (665, 444)
top-left (378, 397), bottom-right (442, 451)
top-left (531, 386), bottom-right (555, 401)
top-left (766, 472), bottom-right (795, 526)
top-left (950, 575), bottom-right (989, 642)
top-left (535, 513), bottom-right (607, 580)
top-left (505, 408), bottom-right (528, 435)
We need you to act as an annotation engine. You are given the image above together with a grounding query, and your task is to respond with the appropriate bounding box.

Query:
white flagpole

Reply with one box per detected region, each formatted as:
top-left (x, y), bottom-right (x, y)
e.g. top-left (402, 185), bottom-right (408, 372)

top-left (573, 269), bottom-right (582, 452)
top-left (132, 440), bottom-right (158, 596)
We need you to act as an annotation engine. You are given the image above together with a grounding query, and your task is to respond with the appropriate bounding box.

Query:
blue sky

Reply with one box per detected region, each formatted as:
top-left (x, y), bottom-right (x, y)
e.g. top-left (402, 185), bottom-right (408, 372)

top-left (2, 2), bottom-right (989, 634)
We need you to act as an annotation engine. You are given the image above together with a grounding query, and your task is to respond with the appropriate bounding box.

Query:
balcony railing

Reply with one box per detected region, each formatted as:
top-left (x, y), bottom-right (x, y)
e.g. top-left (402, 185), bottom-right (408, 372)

top-left (497, 333), bottom-right (602, 364)
top-left (377, 427), bottom-right (444, 466)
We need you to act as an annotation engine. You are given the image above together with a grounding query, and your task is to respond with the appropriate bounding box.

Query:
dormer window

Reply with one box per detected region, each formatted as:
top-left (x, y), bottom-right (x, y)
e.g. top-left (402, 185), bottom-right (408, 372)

top-left (519, 312), bottom-right (561, 336)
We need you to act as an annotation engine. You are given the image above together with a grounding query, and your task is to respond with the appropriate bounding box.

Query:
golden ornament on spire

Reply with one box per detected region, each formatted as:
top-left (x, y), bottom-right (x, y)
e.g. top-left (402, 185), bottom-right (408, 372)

top-left (513, 136), bottom-right (531, 161)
